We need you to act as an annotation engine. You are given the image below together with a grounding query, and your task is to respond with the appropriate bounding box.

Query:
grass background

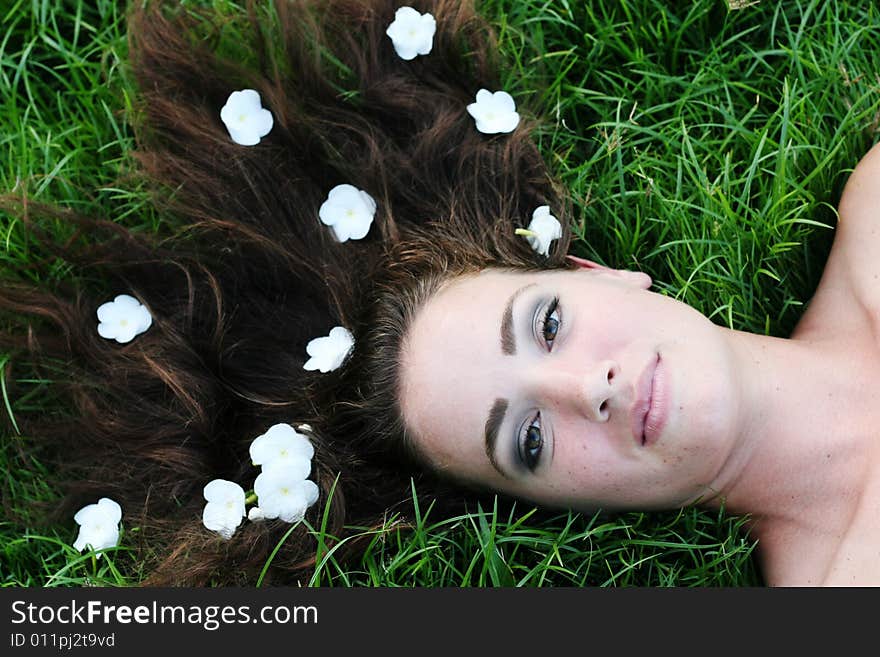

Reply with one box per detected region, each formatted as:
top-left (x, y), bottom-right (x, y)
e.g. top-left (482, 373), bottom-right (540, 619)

top-left (1, 0), bottom-right (878, 586)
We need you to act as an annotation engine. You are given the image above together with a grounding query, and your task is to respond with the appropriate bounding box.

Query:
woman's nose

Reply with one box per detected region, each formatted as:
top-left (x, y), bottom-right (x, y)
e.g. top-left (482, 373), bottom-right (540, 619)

top-left (530, 359), bottom-right (620, 421)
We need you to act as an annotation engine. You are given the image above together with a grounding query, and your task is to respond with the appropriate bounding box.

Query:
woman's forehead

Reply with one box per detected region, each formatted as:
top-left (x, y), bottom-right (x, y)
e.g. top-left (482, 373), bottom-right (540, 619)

top-left (402, 269), bottom-right (520, 375)
top-left (397, 272), bottom-right (516, 473)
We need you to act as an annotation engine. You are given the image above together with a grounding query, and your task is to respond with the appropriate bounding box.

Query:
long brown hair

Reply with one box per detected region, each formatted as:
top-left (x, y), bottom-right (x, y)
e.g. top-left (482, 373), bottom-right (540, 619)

top-left (0, 0), bottom-right (572, 585)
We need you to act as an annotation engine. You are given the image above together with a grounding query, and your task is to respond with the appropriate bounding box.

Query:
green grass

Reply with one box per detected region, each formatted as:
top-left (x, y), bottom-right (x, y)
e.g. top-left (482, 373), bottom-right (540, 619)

top-left (2, 0), bottom-right (879, 587)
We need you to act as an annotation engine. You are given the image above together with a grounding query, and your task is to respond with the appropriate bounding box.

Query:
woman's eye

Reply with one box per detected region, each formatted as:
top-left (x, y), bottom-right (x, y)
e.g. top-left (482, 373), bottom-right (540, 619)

top-left (540, 297), bottom-right (560, 350)
top-left (519, 413), bottom-right (544, 471)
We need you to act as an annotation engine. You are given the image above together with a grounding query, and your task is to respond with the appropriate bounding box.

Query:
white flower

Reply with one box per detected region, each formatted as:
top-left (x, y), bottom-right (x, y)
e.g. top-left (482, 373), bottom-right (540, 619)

top-left (97, 294), bottom-right (152, 344)
top-left (518, 205), bottom-right (562, 257)
top-left (220, 89), bottom-right (274, 146)
top-left (318, 184), bottom-right (376, 242)
top-left (73, 497), bottom-right (122, 557)
top-left (249, 423), bottom-right (314, 476)
top-left (201, 479), bottom-right (246, 540)
top-left (385, 7), bottom-right (436, 60)
top-left (253, 468), bottom-right (320, 523)
top-left (466, 89), bottom-right (520, 134)
top-left (303, 326), bottom-right (354, 372)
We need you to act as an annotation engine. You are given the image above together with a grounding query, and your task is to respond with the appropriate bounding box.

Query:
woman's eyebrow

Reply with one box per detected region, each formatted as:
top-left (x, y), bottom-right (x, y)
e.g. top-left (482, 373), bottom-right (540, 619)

top-left (500, 282), bottom-right (536, 355)
top-left (484, 397), bottom-right (510, 478)
top-left (485, 282), bottom-right (538, 478)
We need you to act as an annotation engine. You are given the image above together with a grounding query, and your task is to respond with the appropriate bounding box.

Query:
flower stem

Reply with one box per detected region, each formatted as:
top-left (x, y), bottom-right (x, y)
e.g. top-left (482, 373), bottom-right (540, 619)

top-left (245, 492), bottom-right (258, 505)
top-left (515, 228), bottom-right (538, 237)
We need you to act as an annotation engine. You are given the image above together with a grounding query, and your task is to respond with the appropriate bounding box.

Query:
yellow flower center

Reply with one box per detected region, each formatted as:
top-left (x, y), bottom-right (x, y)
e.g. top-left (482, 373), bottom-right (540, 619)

top-left (119, 319), bottom-right (128, 327)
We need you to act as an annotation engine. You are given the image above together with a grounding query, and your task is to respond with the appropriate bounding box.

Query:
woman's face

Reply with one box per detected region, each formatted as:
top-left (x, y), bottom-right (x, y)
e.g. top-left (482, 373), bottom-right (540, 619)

top-left (398, 261), bottom-right (743, 512)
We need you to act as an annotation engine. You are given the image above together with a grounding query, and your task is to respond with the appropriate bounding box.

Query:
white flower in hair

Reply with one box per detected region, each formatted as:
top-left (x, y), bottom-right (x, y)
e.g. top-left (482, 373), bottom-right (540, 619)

top-left (249, 423), bottom-right (314, 476)
top-left (466, 89), bottom-right (520, 134)
top-left (201, 479), bottom-right (246, 540)
top-left (97, 294), bottom-right (152, 344)
top-left (303, 326), bottom-right (354, 373)
top-left (517, 205), bottom-right (562, 257)
top-left (318, 184), bottom-right (376, 242)
top-left (253, 468), bottom-right (320, 523)
top-left (73, 497), bottom-right (122, 557)
top-left (385, 6), bottom-right (437, 60)
top-left (220, 89), bottom-right (274, 146)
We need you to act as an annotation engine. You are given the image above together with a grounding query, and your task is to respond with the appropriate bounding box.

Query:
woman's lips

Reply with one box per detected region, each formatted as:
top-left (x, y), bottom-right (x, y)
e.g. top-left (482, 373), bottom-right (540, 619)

top-left (643, 354), bottom-right (668, 446)
top-left (631, 354), bottom-right (658, 445)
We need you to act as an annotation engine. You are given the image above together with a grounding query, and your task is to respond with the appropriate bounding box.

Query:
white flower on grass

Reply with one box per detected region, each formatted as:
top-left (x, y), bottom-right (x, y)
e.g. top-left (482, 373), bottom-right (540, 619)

top-left (318, 184), bottom-right (377, 242)
top-left (517, 205), bottom-right (562, 257)
top-left (97, 294), bottom-right (152, 344)
top-left (201, 479), bottom-right (246, 540)
top-left (385, 6), bottom-right (436, 60)
top-left (73, 497), bottom-right (122, 557)
top-left (220, 89), bottom-right (274, 146)
top-left (303, 326), bottom-right (354, 373)
top-left (466, 89), bottom-right (520, 134)
top-left (253, 468), bottom-right (320, 523)
top-left (249, 422), bottom-right (314, 476)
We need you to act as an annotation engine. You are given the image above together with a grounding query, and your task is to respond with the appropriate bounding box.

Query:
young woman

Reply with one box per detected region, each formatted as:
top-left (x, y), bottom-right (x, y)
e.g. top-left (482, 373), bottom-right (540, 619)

top-left (1, 0), bottom-right (876, 586)
top-left (395, 141), bottom-right (880, 586)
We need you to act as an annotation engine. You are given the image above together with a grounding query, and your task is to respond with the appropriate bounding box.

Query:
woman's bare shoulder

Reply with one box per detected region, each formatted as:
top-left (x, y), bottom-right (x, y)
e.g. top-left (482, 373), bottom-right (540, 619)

top-left (792, 141), bottom-right (880, 343)
top-left (836, 141), bottom-right (880, 314)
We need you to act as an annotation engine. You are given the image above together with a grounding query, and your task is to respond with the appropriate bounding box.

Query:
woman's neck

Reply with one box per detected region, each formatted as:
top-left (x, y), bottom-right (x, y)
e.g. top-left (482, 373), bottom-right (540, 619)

top-left (703, 328), bottom-right (879, 582)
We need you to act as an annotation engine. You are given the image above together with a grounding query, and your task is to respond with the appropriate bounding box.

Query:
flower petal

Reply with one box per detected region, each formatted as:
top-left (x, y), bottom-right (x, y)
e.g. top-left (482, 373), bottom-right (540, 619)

top-left (475, 88), bottom-right (492, 104)
top-left (113, 324), bottom-right (139, 344)
top-left (227, 126), bottom-right (261, 146)
top-left (261, 454), bottom-right (311, 478)
top-left (74, 498), bottom-right (121, 526)
top-left (327, 183), bottom-right (360, 201)
top-left (392, 43), bottom-right (420, 60)
top-left (248, 506), bottom-right (268, 521)
top-left (492, 91), bottom-right (516, 113)
top-left (96, 498), bottom-right (122, 525)
top-left (136, 306), bottom-right (153, 333)
top-left (202, 501), bottom-right (243, 539)
top-left (73, 504), bottom-right (102, 526)
top-left (97, 322), bottom-right (117, 340)
top-left (394, 6), bottom-right (421, 21)
top-left (254, 108), bottom-right (274, 138)
top-left (112, 294), bottom-right (141, 309)
top-left (496, 111), bottom-right (521, 133)
top-left (73, 523), bottom-right (119, 556)
top-left (203, 479), bottom-right (246, 505)
top-left (237, 89), bottom-right (261, 109)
